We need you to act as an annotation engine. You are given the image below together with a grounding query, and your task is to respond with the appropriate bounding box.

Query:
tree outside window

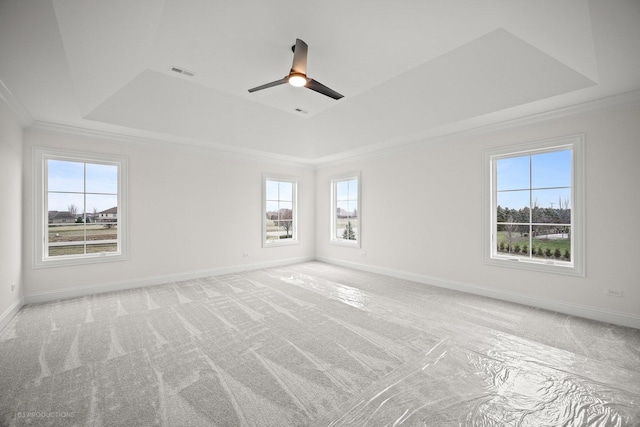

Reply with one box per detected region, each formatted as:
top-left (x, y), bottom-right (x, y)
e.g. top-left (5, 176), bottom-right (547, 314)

top-left (263, 175), bottom-right (298, 246)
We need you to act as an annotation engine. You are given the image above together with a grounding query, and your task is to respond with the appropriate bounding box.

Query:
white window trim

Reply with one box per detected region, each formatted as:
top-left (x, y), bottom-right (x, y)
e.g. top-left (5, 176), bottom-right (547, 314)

top-left (330, 172), bottom-right (361, 248)
top-left (33, 147), bottom-right (128, 268)
top-left (262, 173), bottom-right (299, 247)
top-left (483, 134), bottom-right (585, 276)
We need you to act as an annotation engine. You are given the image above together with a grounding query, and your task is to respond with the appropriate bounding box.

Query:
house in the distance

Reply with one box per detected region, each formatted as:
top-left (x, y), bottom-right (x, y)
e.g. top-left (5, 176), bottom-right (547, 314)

top-left (96, 207), bottom-right (117, 223)
top-left (48, 211), bottom-right (76, 224)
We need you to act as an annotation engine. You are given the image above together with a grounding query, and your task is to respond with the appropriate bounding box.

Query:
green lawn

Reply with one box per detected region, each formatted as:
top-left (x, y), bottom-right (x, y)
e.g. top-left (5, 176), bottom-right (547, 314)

top-left (48, 224), bottom-right (118, 256)
top-left (496, 231), bottom-right (571, 260)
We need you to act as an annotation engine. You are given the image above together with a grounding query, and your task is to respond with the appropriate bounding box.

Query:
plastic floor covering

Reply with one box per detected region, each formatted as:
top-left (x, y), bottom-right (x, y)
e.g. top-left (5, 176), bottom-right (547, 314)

top-left (0, 261), bottom-right (639, 426)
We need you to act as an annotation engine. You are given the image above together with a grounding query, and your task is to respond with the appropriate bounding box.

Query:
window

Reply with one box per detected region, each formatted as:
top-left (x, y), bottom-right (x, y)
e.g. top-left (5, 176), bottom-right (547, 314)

top-left (330, 174), bottom-right (360, 247)
top-left (485, 135), bottom-right (584, 276)
top-left (263, 174), bottom-right (298, 246)
top-left (34, 148), bottom-right (127, 267)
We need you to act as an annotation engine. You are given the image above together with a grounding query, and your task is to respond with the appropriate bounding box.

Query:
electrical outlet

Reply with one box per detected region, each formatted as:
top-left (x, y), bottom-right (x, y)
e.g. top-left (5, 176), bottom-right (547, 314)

top-left (361, 252), bottom-right (367, 257)
top-left (11, 283), bottom-right (16, 292)
top-left (605, 288), bottom-right (623, 298)
top-left (242, 252), bottom-right (249, 258)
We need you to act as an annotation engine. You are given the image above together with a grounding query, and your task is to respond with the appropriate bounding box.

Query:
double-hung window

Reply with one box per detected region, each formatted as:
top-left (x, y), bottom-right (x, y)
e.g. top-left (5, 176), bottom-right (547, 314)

top-left (34, 148), bottom-right (128, 267)
top-left (263, 174), bottom-right (298, 246)
top-left (330, 174), bottom-right (360, 247)
top-left (485, 135), bottom-right (584, 276)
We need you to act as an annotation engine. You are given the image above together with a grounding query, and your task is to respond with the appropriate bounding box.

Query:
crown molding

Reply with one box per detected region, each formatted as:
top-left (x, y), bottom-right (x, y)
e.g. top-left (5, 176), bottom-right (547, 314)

top-left (18, 88), bottom-right (640, 169)
top-left (28, 121), bottom-right (315, 168)
top-left (0, 76), bottom-right (33, 126)
top-left (313, 89), bottom-right (640, 168)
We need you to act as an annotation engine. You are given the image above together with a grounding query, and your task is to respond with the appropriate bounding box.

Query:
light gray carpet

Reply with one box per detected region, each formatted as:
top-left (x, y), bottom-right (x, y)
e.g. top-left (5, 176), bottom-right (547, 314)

top-left (1, 262), bottom-right (639, 426)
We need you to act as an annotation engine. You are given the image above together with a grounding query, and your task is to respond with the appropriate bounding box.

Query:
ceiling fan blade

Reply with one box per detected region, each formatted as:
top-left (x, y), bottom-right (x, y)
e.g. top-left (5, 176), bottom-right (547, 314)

top-left (291, 38), bottom-right (308, 75)
top-left (306, 79), bottom-right (344, 100)
top-left (248, 77), bottom-right (289, 93)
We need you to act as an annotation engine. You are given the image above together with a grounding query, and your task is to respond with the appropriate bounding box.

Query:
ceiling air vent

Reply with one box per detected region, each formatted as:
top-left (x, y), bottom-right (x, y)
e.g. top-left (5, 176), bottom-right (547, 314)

top-left (170, 66), bottom-right (195, 77)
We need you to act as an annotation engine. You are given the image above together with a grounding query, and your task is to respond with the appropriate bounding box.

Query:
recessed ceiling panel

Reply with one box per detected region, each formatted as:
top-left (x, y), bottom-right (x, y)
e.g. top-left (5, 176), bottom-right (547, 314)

top-left (52, 0), bottom-right (165, 115)
top-left (2, 0), bottom-right (638, 163)
top-left (303, 29), bottom-right (597, 159)
top-left (83, 70), bottom-right (315, 158)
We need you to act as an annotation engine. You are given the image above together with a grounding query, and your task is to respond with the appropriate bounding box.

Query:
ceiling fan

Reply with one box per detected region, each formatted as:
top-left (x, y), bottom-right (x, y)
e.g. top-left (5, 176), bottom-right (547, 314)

top-left (248, 38), bottom-right (344, 100)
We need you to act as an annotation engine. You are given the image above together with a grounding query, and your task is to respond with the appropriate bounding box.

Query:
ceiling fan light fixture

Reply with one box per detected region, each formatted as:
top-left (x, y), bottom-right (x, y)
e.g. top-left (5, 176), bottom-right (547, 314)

top-left (248, 39), bottom-right (343, 99)
top-left (288, 73), bottom-right (307, 87)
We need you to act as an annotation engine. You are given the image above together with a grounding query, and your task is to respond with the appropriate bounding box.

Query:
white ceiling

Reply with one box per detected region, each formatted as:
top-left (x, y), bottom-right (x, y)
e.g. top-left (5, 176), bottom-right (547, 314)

top-left (1, 0), bottom-right (639, 163)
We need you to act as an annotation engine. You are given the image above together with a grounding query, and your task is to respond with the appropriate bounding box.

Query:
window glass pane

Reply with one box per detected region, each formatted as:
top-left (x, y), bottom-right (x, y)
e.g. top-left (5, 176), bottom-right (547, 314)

top-left (48, 192), bottom-right (84, 219)
top-left (279, 201), bottom-right (292, 216)
top-left (48, 218), bottom-right (85, 258)
top-left (335, 217), bottom-right (347, 239)
top-left (277, 220), bottom-right (293, 239)
top-left (265, 215), bottom-right (279, 240)
top-left (336, 180), bottom-right (350, 201)
top-left (348, 179), bottom-right (358, 199)
top-left (49, 243), bottom-right (85, 257)
top-left (336, 200), bottom-right (349, 218)
top-left (348, 202), bottom-right (358, 218)
top-left (341, 218), bottom-right (357, 240)
top-left (496, 224), bottom-right (529, 256)
top-left (531, 150), bottom-right (571, 189)
top-left (86, 242), bottom-right (118, 254)
top-left (496, 156), bottom-right (530, 191)
top-left (48, 160), bottom-right (84, 192)
top-left (86, 163), bottom-right (118, 194)
top-left (345, 201), bottom-right (356, 218)
top-left (532, 225), bottom-right (571, 261)
top-left (265, 180), bottom-right (279, 201)
top-left (531, 188), bottom-right (571, 224)
top-left (86, 194), bottom-right (118, 218)
top-left (278, 181), bottom-right (293, 201)
top-left (87, 196), bottom-right (118, 245)
top-left (266, 200), bottom-right (278, 216)
top-left (496, 190), bottom-right (529, 223)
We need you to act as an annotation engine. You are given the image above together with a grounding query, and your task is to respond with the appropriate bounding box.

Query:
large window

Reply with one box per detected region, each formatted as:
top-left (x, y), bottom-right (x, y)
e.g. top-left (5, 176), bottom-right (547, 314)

top-left (485, 135), bottom-right (584, 276)
top-left (34, 148), bottom-right (127, 267)
top-left (263, 174), bottom-right (298, 246)
top-left (330, 174), bottom-right (360, 247)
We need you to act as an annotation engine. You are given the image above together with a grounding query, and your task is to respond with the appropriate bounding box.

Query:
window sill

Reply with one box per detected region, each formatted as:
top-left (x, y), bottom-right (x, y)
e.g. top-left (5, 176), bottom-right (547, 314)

top-left (329, 239), bottom-right (361, 248)
top-left (263, 239), bottom-right (300, 248)
top-left (486, 255), bottom-right (583, 276)
top-left (34, 252), bottom-right (127, 269)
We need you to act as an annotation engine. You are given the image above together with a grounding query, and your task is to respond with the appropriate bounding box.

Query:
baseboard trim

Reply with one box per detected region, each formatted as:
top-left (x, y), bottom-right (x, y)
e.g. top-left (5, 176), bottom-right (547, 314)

top-left (0, 297), bottom-right (24, 332)
top-left (317, 256), bottom-right (640, 330)
top-left (24, 256), bottom-right (314, 305)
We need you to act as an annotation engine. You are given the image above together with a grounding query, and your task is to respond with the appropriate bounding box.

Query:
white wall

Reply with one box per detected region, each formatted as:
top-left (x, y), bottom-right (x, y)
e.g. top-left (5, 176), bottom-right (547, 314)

top-left (7, 102), bottom-right (640, 329)
top-left (22, 128), bottom-right (315, 301)
top-left (316, 106), bottom-right (640, 328)
top-left (0, 99), bottom-right (23, 328)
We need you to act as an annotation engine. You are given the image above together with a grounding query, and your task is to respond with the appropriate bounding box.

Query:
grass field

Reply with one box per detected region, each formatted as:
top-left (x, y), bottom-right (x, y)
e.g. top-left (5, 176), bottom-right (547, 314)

top-left (48, 243), bottom-right (117, 256)
top-left (265, 219), bottom-right (292, 240)
top-left (496, 231), bottom-right (570, 260)
top-left (48, 224), bottom-right (117, 256)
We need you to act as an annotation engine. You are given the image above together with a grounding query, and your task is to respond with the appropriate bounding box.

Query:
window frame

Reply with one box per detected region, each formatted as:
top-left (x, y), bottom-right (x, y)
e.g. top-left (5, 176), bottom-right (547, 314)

top-left (484, 135), bottom-right (585, 276)
top-left (262, 173), bottom-right (299, 247)
top-left (33, 147), bottom-right (128, 268)
top-left (330, 172), bottom-right (361, 248)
